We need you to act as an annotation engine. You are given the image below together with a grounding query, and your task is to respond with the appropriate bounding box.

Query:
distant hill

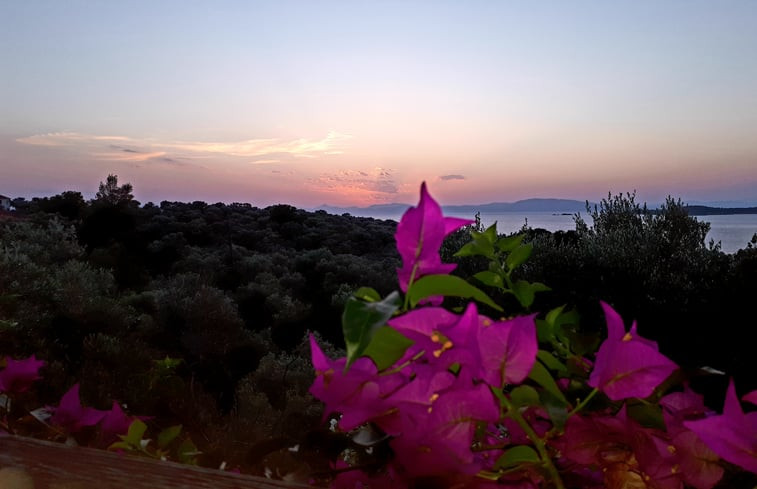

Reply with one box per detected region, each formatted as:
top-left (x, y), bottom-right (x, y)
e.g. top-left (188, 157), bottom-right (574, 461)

top-left (684, 205), bottom-right (757, 216)
top-left (315, 198), bottom-right (590, 218)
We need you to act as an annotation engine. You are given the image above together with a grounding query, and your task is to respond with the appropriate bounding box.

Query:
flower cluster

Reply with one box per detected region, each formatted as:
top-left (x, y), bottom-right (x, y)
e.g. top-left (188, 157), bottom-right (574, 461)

top-left (309, 182), bottom-right (757, 488)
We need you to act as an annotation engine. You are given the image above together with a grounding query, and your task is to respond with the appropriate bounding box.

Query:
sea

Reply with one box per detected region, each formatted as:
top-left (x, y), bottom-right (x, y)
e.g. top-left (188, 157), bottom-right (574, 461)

top-left (351, 210), bottom-right (757, 254)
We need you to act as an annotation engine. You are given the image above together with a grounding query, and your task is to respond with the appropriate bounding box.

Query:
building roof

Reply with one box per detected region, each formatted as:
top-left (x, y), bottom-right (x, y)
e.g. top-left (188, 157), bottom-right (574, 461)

top-left (0, 195), bottom-right (10, 200)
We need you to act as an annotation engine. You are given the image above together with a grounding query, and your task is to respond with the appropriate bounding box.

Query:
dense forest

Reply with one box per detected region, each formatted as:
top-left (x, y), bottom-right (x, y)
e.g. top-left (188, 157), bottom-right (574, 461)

top-left (1, 176), bottom-right (756, 474)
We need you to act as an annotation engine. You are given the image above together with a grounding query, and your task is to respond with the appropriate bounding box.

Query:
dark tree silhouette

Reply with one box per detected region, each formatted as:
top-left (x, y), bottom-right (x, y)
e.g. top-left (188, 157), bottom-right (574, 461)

top-left (95, 174), bottom-right (134, 205)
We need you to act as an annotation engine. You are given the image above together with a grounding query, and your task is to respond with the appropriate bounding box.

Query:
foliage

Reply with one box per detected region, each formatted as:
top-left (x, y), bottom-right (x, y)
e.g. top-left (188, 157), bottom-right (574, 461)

top-left (308, 183), bottom-right (757, 488)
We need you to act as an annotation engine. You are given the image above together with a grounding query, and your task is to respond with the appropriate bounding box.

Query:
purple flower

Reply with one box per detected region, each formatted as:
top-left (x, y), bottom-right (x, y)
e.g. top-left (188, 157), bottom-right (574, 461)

top-left (99, 401), bottom-right (137, 446)
top-left (395, 182), bottom-right (473, 291)
top-left (588, 302), bottom-right (678, 400)
top-left (389, 384), bottom-right (499, 478)
top-left (49, 384), bottom-right (107, 434)
top-left (684, 379), bottom-right (757, 474)
top-left (477, 313), bottom-right (537, 387)
top-left (0, 355), bottom-right (45, 394)
top-left (309, 335), bottom-right (400, 430)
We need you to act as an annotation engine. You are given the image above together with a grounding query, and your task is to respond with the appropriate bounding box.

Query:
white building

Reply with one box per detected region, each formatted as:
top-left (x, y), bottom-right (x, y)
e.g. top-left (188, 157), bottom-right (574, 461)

top-left (0, 195), bottom-right (11, 211)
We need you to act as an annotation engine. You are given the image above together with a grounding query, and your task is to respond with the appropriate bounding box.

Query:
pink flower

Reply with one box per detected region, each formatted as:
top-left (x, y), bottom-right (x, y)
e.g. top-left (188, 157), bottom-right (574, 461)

top-left (395, 182), bottom-right (473, 292)
top-left (0, 355), bottom-right (45, 393)
top-left (477, 313), bottom-right (537, 387)
top-left (684, 379), bottom-right (757, 474)
top-left (98, 401), bottom-right (137, 446)
top-left (588, 301), bottom-right (678, 400)
top-left (309, 335), bottom-right (400, 430)
top-left (49, 384), bottom-right (107, 433)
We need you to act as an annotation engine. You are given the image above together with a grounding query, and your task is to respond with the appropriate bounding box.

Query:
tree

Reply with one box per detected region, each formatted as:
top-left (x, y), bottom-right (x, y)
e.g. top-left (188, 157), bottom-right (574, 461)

top-left (95, 174), bottom-right (134, 206)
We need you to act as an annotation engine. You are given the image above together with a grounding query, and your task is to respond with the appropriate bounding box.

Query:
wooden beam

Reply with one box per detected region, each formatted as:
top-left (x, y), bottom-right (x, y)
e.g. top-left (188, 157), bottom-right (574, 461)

top-left (0, 435), bottom-right (314, 489)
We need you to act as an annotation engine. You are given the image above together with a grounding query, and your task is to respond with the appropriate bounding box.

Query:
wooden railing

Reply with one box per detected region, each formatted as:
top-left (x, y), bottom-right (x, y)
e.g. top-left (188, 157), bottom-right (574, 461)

top-left (0, 435), bottom-right (312, 489)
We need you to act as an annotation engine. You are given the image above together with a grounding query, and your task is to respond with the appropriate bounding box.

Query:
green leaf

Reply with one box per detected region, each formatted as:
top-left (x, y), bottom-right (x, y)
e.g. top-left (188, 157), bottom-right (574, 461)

top-left (408, 274), bottom-right (503, 311)
top-left (122, 419), bottom-right (148, 448)
top-left (362, 326), bottom-right (414, 370)
top-left (505, 243), bottom-right (533, 270)
top-left (473, 271), bottom-right (504, 288)
top-left (535, 318), bottom-right (553, 343)
top-left (353, 287), bottom-right (380, 302)
top-left (527, 361), bottom-right (568, 406)
top-left (627, 401), bottom-right (665, 430)
top-left (494, 445), bottom-right (540, 469)
top-left (510, 280), bottom-right (548, 309)
top-left (454, 240), bottom-right (494, 259)
top-left (545, 305), bottom-right (565, 327)
top-left (536, 350), bottom-right (568, 375)
top-left (342, 292), bottom-right (401, 369)
top-left (509, 385), bottom-right (540, 407)
top-left (108, 441), bottom-right (135, 452)
top-left (176, 438), bottom-right (202, 465)
top-left (511, 280), bottom-right (535, 308)
top-left (472, 222), bottom-right (498, 244)
top-left (157, 424), bottom-right (182, 449)
top-left (496, 234), bottom-right (524, 253)
top-left (540, 390), bottom-right (569, 431)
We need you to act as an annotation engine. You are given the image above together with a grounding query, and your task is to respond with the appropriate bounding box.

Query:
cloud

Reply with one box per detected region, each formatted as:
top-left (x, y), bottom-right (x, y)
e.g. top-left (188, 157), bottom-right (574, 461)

top-left (93, 151), bottom-right (169, 162)
top-left (159, 130), bottom-right (352, 159)
top-left (307, 167), bottom-right (399, 204)
top-left (439, 174), bottom-right (465, 181)
top-left (17, 130), bottom-right (352, 163)
top-left (17, 132), bottom-right (131, 147)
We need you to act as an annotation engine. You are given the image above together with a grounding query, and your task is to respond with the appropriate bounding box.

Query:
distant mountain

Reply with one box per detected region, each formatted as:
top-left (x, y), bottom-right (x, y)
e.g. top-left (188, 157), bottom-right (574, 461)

top-left (683, 205), bottom-right (757, 216)
top-left (314, 198), bottom-right (590, 218)
top-left (444, 198), bottom-right (589, 214)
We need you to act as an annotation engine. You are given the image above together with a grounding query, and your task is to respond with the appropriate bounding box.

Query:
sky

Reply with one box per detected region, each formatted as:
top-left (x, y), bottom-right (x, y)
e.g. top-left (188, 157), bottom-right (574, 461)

top-left (2, 1), bottom-right (757, 208)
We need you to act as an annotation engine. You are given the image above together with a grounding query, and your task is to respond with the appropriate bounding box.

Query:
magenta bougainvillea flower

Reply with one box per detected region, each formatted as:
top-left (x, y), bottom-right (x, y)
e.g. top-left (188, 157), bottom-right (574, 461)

top-left (49, 383), bottom-right (107, 433)
top-left (588, 301), bottom-right (678, 400)
top-left (389, 384), bottom-right (500, 478)
top-left (684, 379), bottom-right (757, 474)
top-left (309, 335), bottom-right (401, 430)
top-left (98, 401), bottom-right (137, 445)
top-left (395, 182), bottom-right (473, 291)
top-left (743, 390), bottom-right (757, 406)
top-left (477, 313), bottom-right (537, 388)
top-left (0, 355), bottom-right (45, 394)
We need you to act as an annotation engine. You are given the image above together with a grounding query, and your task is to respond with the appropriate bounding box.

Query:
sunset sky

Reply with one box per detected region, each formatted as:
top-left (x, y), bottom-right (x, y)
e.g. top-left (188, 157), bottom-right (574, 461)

top-left (2, 1), bottom-right (757, 207)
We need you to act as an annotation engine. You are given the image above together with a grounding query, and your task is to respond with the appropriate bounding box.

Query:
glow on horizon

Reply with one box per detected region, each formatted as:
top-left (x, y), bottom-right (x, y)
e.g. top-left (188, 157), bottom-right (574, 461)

top-left (1, 2), bottom-right (756, 207)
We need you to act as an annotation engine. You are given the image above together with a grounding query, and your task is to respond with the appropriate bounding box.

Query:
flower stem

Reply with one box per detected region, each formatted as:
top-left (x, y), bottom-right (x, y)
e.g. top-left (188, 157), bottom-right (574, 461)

top-left (567, 388), bottom-right (599, 419)
top-left (402, 264), bottom-right (419, 311)
top-left (500, 395), bottom-right (565, 489)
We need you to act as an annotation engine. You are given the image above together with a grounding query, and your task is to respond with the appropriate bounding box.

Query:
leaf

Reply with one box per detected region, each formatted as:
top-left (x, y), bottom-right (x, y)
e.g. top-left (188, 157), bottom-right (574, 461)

top-left (353, 287), bottom-right (380, 302)
top-left (176, 438), bottom-right (202, 465)
top-left (454, 240), bottom-right (494, 259)
top-left (362, 326), bottom-right (414, 370)
top-left (472, 222), bottom-right (498, 244)
top-left (545, 305), bottom-right (565, 327)
top-left (494, 445), bottom-right (540, 469)
top-left (527, 361), bottom-right (568, 406)
top-left (536, 350), bottom-right (568, 375)
top-left (510, 280), bottom-right (549, 309)
top-left (108, 441), bottom-right (135, 452)
top-left (505, 243), bottom-right (533, 270)
top-left (540, 390), bottom-right (569, 431)
top-left (473, 271), bottom-right (504, 288)
top-left (157, 424), bottom-right (182, 449)
top-left (342, 292), bottom-right (401, 369)
top-left (627, 401), bottom-right (665, 430)
top-left (509, 385), bottom-right (540, 407)
top-left (496, 234), bottom-right (524, 253)
top-left (511, 280), bottom-right (535, 308)
top-left (408, 274), bottom-right (503, 311)
top-left (121, 419), bottom-right (147, 448)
